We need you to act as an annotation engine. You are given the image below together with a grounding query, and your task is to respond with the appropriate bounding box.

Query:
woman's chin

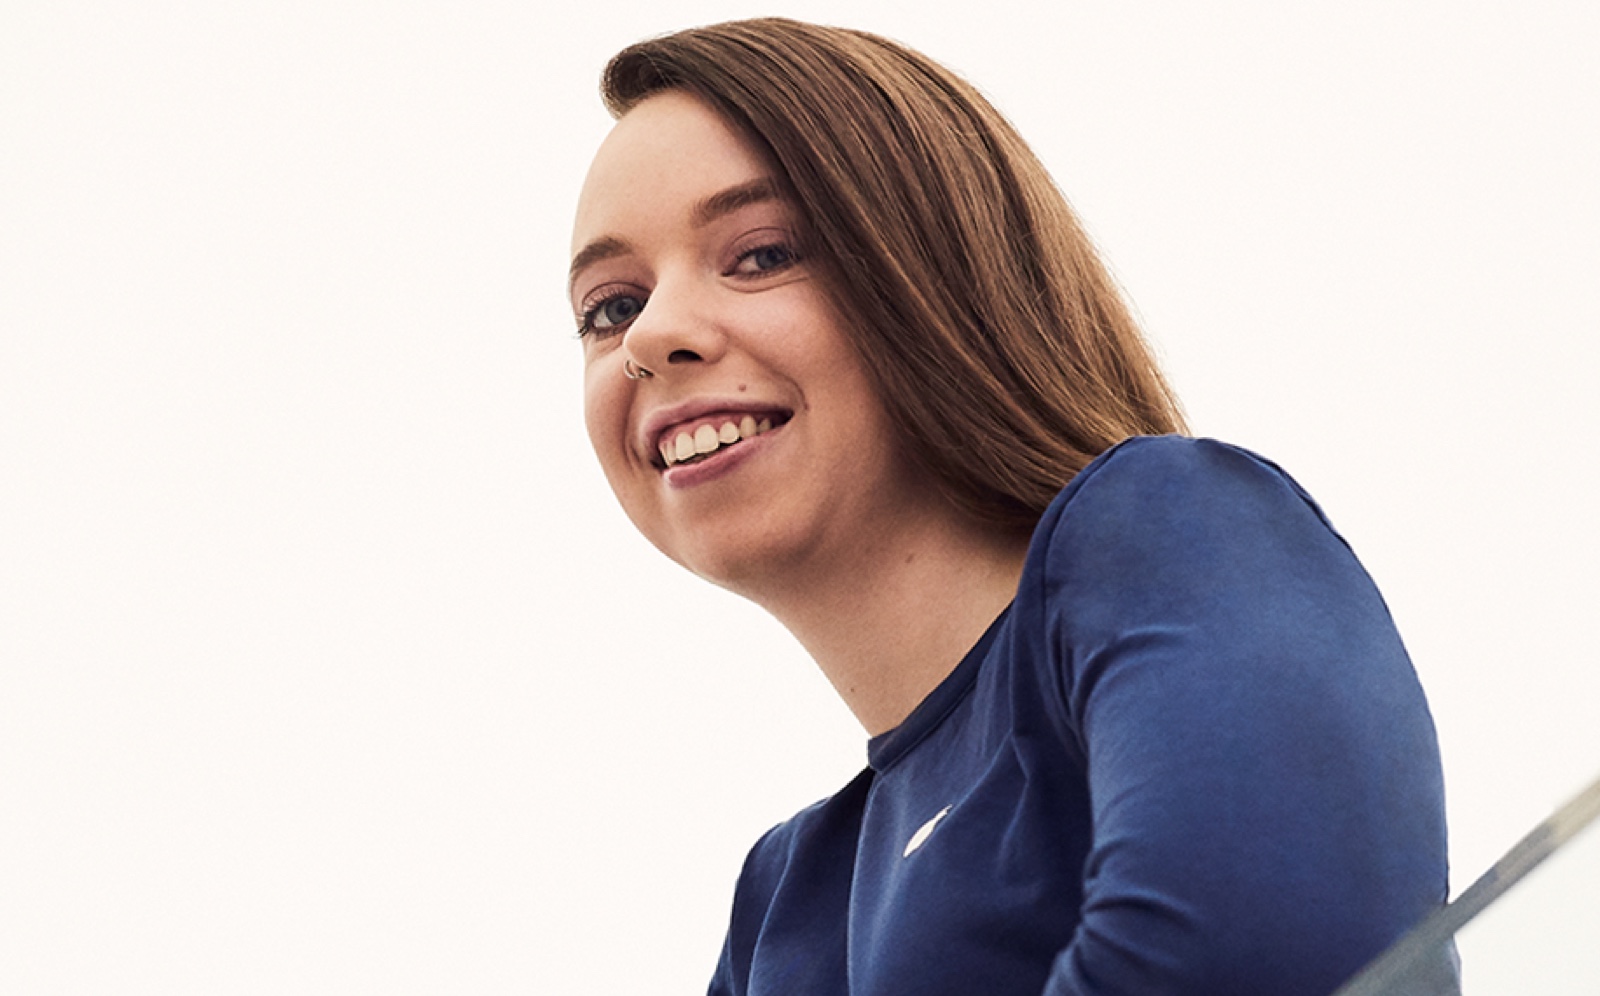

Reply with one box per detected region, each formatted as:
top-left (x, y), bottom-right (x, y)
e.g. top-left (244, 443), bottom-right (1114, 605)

top-left (654, 523), bottom-right (810, 598)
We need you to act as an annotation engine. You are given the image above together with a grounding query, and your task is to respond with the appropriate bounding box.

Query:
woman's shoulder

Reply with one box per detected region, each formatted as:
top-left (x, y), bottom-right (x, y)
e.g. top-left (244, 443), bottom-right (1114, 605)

top-left (1030, 434), bottom-right (1346, 566)
top-left (1015, 433), bottom-right (1383, 649)
top-left (1049, 434), bottom-right (1320, 513)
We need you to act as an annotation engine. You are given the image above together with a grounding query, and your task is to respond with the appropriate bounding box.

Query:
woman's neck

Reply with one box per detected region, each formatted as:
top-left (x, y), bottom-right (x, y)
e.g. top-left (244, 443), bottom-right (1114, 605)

top-left (738, 506), bottom-right (1031, 737)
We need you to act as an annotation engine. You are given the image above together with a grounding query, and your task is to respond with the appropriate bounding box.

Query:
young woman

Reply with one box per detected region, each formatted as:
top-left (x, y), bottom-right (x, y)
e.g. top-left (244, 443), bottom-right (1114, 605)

top-left (568, 18), bottom-right (1455, 996)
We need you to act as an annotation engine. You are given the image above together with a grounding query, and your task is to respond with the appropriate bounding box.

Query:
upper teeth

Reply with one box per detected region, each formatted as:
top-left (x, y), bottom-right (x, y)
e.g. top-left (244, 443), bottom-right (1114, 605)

top-left (660, 415), bottom-right (774, 467)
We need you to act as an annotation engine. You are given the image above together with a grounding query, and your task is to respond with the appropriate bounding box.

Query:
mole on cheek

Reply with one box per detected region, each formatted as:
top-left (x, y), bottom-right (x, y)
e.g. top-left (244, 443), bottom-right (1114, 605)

top-left (738, 384), bottom-right (748, 392)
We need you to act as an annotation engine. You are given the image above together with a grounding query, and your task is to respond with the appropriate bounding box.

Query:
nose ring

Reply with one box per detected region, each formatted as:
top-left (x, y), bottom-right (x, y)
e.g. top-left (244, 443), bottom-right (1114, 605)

top-left (623, 358), bottom-right (654, 380)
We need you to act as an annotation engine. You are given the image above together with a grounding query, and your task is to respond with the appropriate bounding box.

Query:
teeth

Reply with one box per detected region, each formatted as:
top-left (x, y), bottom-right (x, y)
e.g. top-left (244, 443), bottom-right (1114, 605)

top-left (694, 425), bottom-right (719, 454)
top-left (661, 415), bottom-right (780, 466)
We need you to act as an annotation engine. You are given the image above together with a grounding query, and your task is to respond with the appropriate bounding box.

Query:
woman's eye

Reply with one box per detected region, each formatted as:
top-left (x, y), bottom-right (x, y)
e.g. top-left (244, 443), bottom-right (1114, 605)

top-left (732, 243), bottom-right (797, 275)
top-left (582, 293), bottom-right (645, 335)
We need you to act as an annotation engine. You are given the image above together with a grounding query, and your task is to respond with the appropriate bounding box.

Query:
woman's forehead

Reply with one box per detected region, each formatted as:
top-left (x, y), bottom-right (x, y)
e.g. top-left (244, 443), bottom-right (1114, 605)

top-left (571, 92), bottom-right (771, 247)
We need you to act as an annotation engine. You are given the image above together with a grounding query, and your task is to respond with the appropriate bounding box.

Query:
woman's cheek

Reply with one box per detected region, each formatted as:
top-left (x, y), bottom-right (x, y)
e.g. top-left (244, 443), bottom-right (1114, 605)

top-left (582, 361), bottom-right (631, 476)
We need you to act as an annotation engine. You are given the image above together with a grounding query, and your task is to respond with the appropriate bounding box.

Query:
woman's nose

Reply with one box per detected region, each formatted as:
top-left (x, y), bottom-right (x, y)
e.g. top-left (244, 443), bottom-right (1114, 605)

top-left (621, 277), bottom-right (727, 375)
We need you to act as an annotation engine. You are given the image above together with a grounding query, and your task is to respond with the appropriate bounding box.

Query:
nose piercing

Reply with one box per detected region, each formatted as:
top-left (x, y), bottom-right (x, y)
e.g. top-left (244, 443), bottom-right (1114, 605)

top-left (623, 358), bottom-right (654, 380)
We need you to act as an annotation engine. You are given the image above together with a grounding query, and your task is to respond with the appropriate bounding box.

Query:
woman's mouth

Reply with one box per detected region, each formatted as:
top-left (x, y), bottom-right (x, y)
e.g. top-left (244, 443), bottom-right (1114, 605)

top-left (655, 412), bottom-right (789, 469)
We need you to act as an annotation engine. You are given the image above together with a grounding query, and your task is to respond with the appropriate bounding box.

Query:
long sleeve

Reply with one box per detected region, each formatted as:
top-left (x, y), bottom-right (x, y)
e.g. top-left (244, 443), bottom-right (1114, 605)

top-left (1034, 437), bottom-right (1452, 995)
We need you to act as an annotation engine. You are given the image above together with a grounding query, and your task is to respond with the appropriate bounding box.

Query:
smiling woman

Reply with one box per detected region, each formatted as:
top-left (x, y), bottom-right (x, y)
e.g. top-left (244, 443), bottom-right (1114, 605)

top-left (572, 92), bottom-right (939, 598)
top-left (567, 17), bottom-right (1457, 996)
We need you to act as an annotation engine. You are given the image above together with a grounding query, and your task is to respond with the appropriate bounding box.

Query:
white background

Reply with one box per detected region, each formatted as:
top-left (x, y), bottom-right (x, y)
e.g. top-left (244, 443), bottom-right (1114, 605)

top-left (3, 1), bottom-right (1596, 992)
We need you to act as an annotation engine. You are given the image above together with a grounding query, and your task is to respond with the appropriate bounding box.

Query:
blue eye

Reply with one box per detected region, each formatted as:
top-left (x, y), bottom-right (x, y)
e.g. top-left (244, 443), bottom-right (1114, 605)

top-left (748, 245), bottom-right (792, 270)
top-left (581, 293), bottom-right (645, 336)
top-left (596, 296), bottom-right (643, 327)
top-left (733, 242), bottom-right (798, 276)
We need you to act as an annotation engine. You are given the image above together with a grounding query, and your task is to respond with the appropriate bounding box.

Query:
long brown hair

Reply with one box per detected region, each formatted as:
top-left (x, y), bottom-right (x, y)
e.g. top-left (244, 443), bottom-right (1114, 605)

top-left (601, 18), bottom-right (1186, 533)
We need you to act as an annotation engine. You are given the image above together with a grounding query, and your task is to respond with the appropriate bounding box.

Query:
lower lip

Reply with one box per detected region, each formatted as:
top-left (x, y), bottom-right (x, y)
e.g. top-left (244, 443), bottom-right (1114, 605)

top-left (660, 425), bottom-right (782, 490)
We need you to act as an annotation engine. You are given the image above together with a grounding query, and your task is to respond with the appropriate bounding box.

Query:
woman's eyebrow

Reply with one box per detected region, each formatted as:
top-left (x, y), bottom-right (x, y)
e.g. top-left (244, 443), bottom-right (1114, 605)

top-left (568, 235), bottom-right (630, 293)
top-left (568, 178), bottom-right (782, 293)
top-left (691, 177), bottom-right (780, 228)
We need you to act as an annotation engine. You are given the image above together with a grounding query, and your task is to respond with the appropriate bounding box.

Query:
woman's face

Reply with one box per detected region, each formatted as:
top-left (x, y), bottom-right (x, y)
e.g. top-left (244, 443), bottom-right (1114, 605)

top-left (570, 91), bottom-right (932, 590)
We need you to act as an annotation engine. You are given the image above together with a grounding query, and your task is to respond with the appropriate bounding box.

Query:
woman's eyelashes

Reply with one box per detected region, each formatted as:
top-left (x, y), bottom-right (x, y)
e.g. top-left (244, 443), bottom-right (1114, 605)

top-left (578, 289), bottom-right (646, 338)
top-left (728, 240), bottom-right (800, 277)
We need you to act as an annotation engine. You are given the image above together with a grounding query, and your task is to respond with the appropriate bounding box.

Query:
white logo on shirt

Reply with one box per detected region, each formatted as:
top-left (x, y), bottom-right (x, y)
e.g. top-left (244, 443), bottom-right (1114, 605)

top-left (903, 805), bottom-right (953, 857)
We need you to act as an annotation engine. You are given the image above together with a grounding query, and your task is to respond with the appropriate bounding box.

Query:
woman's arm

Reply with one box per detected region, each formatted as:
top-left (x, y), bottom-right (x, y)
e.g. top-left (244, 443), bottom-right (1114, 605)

top-left (1035, 437), bottom-right (1452, 995)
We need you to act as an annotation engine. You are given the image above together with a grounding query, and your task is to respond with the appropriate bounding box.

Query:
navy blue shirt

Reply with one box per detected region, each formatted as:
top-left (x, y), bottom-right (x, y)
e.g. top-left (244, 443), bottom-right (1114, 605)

top-left (708, 436), bottom-right (1452, 996)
